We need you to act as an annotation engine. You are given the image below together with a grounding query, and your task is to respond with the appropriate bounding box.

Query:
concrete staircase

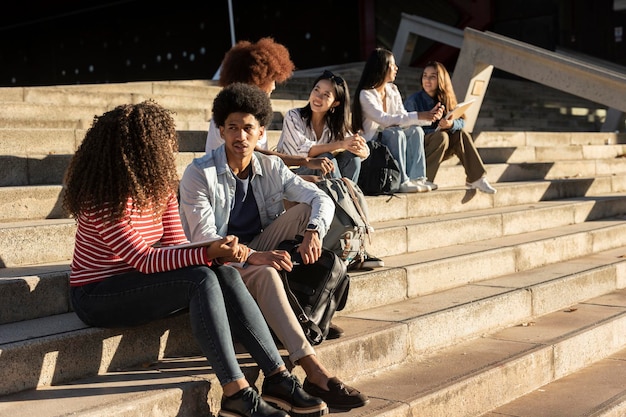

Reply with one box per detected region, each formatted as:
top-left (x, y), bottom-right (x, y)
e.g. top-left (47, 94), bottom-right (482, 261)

top-left (2, 76), bottom-right (626, 417)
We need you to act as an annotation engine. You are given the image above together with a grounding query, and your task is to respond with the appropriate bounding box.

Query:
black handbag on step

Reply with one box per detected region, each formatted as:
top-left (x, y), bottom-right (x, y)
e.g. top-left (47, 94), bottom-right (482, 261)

top-left (357, 132), bottom-right (401, 196)
top-left (277, 237), bottom-right (350, 345)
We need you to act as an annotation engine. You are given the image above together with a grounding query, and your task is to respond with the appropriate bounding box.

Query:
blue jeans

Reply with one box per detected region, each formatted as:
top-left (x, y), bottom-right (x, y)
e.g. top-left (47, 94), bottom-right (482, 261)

top-left (295, 151), bottom-right (361, 182)
top-left (378, 126), bottom-right (426, 183)
top-left (70, 265), bottom-right (284, 385)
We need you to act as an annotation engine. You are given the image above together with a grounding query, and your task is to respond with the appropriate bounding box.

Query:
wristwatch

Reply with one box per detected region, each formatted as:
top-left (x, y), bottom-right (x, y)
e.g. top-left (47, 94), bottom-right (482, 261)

top-left (305, 223), bottom-right (319, 233)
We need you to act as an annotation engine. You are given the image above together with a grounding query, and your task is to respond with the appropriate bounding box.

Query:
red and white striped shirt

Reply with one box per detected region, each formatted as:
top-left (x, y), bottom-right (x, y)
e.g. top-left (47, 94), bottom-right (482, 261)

top-left (70, 193), bottom-right (212, 286)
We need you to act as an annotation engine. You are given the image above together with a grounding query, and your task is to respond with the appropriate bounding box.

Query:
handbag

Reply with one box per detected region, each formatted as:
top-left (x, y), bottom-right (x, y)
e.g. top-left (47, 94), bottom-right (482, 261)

top-left (357, 132), bottom-right (401, 196)
top-left (277, 237), bottom-right (350, 345)
top-left (316, 176), bottom-right (373, 265)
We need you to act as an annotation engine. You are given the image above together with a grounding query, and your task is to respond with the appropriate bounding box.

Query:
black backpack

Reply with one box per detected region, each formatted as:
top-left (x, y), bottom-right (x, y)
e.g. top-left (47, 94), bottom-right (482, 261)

top-left (357, 134), bottom-right (401, 195)
top-left (277, 238), bottom-right (350, 345)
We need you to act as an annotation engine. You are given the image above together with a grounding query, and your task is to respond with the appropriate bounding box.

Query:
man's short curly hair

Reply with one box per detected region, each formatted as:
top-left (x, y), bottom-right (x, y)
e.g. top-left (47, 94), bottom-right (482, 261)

top-left (212, 83), bottom-right (274, 128)
top-left (219, 37), bottom-right (295, 88)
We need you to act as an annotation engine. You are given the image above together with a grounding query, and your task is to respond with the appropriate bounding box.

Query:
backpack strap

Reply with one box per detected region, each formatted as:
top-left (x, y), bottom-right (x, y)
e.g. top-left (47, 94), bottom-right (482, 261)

top-left (340, 177), bottom-right (373, 245)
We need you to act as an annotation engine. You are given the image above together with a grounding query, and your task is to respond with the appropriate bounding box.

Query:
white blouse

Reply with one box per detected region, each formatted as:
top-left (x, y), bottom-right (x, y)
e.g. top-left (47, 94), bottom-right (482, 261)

top-left (277, 108), bottom-right (369, 160)
top-left (359, 83), bottom-right (430, 142)
top-left (277, 108), bottom-right (333, 156)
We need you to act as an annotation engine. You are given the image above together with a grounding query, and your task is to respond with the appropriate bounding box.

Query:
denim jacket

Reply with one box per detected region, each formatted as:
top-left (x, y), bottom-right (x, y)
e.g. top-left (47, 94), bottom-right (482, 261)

top-left (179, 144), bottom-right (334, 243)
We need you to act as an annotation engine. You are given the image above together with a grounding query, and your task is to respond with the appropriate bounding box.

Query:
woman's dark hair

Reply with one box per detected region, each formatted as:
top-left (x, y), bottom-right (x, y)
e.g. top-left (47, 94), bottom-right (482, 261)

top-left (212, 83), bottom-right (274, 128)
top-left (351, 48), bottom-right (394, 133)
top-left (63, 100), bottom-right (179, 222)
top-left (299, 70), bottom-right (351, 141)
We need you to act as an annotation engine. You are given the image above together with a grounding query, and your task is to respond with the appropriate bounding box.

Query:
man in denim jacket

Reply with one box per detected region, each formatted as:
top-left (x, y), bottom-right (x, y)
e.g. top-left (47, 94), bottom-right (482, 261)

top-left (179, 82), bottom-right (369, 410)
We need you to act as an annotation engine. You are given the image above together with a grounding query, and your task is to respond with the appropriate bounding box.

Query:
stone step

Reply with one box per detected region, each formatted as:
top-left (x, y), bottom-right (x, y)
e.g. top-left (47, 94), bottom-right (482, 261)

top-left (3, 165), bottom-right (624, 222)
top-left (0, 128), bottom-right (278, 158)
top-left (474, 131), bottom-right (625, 147)
top-left (0, 71), bottom-right (607, 135)
top-left (368, 195), bottom-right (626, 259)
top-left (0, 98), bottom-right (305, 132)
top-left (0, 101), bottom-right (207, 123)
top-left (0, 80), bottom-right (221, 101)
top-left (480, 348), bottom-right (626, 416)
top-left (1, 126), bottom-right (622, 162)
top-left (478, 144), bottom-right (626, 163)
top-left (1, 247), bottom-right (625, 414)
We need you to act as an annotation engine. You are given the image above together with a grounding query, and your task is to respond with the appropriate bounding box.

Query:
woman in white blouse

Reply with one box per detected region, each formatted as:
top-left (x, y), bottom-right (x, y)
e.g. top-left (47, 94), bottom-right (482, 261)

top-left (351, 48), bottom-right (444, 193)
top-left (277, 70), bottom-right (369, 183)
top-left (277, 71), bottom-right (384, 269)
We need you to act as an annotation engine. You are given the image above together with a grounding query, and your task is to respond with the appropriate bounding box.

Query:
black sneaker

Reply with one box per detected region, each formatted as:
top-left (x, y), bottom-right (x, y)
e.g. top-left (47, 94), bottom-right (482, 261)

top-left (220, 387), bottom-right (288, 417)
top-left (262, 371), bottom-right (328, 417)
top-left (361, 254), bottom-right (384, 269)
top-left (348, 253), bottom-right (384, 271)
top-left (302, 377), bottom-right (369, 410)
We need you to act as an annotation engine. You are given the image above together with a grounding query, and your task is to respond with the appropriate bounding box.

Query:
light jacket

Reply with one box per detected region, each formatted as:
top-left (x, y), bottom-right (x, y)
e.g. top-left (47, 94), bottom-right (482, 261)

top-left (179, 144), bottom-right (334, 243)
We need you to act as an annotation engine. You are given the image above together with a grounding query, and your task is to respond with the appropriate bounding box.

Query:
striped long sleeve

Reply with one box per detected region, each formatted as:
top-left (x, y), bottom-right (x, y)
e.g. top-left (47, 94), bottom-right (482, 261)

top-left (70, 194), bottom-right (212, 286)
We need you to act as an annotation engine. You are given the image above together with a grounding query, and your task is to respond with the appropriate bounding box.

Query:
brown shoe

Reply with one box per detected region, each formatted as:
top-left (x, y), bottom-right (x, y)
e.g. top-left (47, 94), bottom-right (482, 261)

top-left (302, 377), bottom-right (369, 410)
top-left (326, 322), bottom-right (344, 340)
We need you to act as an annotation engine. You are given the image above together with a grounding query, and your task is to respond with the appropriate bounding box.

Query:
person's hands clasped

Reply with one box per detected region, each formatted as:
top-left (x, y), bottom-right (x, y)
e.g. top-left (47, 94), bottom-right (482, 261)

top-left (344, 134), bottom-right (368, 158)
top-left (246, 250), bottom-right (293, 271)
top-left (298, 230), bottom-right (322, 264)
top-left (206, 235), bottom-right (249, 264)
top-left (306, 156), bottom-right (335, 176)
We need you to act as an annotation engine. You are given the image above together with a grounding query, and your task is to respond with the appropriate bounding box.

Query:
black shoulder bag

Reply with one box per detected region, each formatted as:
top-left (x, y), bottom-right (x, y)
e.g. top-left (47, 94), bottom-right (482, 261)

top-left (277, 237), bottom-right (350, 345)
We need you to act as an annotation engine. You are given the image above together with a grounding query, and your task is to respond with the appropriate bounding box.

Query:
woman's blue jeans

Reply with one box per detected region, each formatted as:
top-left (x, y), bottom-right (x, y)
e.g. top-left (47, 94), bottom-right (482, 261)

top-left (70, 265), bottom-right (284, 385)
top-left (378, 126), bottom-right (426, 183)
top-left (295, 151), bottom-right (361, 182)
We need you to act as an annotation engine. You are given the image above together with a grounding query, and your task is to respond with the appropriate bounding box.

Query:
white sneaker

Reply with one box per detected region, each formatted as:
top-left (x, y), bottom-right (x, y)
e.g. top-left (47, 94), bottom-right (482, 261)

top-left (466, 177), bottom-right (497, 194)
top-left (410, 180), bottom-right (431, 193)
top-left (399, 181), bottom-right (419, 193)
top-left (415, 179), bottom-right (438, 191)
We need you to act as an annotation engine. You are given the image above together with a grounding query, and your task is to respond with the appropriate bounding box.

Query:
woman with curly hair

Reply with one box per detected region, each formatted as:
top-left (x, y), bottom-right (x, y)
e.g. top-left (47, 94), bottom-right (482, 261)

top-left (205, 37), bottom-right (335, 177)
top-left (64, 100), bottom-right (327, 417)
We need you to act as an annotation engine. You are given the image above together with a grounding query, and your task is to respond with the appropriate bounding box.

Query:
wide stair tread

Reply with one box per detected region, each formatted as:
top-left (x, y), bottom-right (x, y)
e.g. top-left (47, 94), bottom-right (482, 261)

top-left (333, 287), bottom-right (626, 417)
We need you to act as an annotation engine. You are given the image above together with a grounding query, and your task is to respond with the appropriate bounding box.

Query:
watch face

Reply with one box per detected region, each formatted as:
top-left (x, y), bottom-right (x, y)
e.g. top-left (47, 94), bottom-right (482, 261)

top-left (306, 223), bottom-right (318, 231)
